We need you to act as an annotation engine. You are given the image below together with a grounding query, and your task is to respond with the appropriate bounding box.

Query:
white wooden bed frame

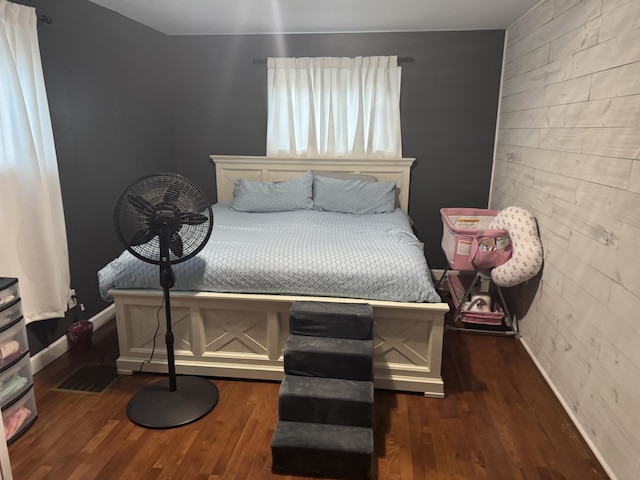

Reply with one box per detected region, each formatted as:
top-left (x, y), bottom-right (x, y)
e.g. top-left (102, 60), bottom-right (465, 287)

top-left (110, 155), bottom-right (449, 397)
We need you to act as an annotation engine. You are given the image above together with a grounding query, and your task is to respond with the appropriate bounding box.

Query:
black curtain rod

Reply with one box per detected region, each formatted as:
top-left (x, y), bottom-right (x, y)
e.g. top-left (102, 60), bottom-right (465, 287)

top-left (253, 56), bottom-right (414, 65)
top-left (37, 13), bottom-right (53, 24)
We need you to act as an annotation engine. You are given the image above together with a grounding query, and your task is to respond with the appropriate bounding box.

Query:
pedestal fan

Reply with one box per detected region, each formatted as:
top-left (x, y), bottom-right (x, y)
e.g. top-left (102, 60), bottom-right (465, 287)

top-left (114, 172), bottom-right (218, 429)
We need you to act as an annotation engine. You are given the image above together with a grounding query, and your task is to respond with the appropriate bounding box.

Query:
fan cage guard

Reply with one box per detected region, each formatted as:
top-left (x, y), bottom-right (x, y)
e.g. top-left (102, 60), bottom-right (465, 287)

top-left (114, 172), bottom-right (213, 265)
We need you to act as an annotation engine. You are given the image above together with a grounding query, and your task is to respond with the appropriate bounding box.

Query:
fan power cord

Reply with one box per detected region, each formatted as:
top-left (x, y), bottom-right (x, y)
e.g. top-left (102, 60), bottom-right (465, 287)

top-left (138, 299), bottom-right (163, 373)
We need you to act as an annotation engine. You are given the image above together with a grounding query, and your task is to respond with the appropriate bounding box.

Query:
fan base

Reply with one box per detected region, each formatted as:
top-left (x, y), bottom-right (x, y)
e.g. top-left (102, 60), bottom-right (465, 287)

top-left (127, 375), bottom-right (219, 429)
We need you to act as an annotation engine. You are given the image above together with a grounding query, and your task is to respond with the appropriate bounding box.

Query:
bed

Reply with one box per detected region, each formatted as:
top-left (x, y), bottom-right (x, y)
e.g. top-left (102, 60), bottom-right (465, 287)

top-left (101, 155), bottom-right (449, 397)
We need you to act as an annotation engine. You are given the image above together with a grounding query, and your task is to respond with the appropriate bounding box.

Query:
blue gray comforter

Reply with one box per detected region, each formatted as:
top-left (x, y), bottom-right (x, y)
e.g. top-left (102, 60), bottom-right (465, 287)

top-left (98, 202), bottom-right (441, 303)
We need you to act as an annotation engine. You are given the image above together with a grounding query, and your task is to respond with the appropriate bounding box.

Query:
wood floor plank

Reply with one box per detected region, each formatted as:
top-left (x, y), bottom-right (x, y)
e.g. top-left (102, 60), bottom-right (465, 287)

top-left (6, 319), bottom-right (610, 479)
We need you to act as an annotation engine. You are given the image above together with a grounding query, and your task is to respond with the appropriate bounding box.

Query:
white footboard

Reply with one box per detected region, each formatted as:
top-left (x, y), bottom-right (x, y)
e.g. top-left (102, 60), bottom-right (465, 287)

top-left (111, 289), bottom-right (448, 398)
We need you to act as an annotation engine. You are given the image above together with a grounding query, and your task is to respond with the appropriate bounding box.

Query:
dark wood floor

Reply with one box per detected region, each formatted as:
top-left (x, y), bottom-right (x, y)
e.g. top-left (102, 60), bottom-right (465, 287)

top-left (7, 319), bottom-right (609, 479)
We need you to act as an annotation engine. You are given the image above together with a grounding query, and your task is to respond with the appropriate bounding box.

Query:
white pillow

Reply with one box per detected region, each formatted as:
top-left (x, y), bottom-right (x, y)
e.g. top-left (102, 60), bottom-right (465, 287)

top-left (232, 172), bottom-right (313, 212)
top-left (313, 176), bottom-right (396, 214)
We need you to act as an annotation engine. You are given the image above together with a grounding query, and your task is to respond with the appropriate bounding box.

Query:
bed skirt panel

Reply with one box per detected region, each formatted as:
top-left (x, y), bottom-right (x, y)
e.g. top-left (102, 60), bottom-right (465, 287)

top-left (112, 289), bottom-right (448, 398)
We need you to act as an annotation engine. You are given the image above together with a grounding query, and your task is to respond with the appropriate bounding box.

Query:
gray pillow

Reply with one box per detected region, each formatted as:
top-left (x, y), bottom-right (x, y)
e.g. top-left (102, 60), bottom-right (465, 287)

top-left (232, 172), bottom-right (313, 212)
top-left (311, 170), bottom-right (378, 182)
top-left (313, 175), bottom-right (396, 214)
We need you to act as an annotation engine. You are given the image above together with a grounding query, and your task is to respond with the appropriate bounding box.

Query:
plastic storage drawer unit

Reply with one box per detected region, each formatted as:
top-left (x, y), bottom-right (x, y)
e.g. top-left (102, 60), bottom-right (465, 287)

top-left (0, 277), bottom-right (36, 447)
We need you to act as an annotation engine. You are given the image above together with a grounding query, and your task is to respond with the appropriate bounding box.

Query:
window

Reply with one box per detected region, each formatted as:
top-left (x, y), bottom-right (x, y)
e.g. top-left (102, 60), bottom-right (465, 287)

top-left (267, 56), bottom-right (402, 158)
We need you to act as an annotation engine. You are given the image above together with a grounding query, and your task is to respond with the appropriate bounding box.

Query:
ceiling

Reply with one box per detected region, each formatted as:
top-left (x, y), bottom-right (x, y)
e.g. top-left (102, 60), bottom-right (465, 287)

top-left (87, 0), bottom-right (540, 36)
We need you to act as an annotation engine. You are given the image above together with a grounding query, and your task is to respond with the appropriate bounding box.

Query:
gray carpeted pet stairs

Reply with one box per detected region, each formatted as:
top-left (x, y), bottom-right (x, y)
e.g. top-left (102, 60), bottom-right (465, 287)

top-left (271, 301), bottom-right (374, 478)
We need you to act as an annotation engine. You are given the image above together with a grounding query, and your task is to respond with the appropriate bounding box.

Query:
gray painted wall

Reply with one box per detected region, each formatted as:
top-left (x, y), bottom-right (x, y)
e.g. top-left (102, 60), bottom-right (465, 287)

top-left (19, 0), bottom-right (504, 352)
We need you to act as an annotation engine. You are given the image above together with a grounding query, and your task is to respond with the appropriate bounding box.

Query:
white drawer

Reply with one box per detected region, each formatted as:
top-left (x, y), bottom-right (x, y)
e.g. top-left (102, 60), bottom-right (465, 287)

top-left (0, 300), bottom-right (21, 331)
top-left (0, 318), bottom-right (28, 371)
top-left (2, 386), bottom-right (37, 444)
top-left (0, 353), bottom-right (32, 410)
top-left (0, 279), bottom-right (19, 312)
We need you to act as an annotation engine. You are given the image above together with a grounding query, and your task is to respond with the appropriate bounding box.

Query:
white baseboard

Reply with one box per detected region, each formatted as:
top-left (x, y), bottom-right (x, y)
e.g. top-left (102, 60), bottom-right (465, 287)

top-left (29, 304), bottom-right (115, 375)
top-left (519, 337), bottom-right (617, 480)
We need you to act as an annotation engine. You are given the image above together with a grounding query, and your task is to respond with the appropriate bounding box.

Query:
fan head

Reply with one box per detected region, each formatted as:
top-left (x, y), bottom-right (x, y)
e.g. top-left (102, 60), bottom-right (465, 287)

top-left (114, 172), bottom-right (213, 265)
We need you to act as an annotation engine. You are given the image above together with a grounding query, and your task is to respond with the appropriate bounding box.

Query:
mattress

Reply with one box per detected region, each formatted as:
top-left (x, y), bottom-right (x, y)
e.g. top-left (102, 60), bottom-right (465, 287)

top-left (98, 201), bottom-right (441, 303)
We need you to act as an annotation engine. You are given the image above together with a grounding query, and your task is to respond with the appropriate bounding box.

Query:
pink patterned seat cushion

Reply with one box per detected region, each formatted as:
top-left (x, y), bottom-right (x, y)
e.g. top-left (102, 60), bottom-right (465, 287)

top-left (489, 206), bottom-right (543, 287)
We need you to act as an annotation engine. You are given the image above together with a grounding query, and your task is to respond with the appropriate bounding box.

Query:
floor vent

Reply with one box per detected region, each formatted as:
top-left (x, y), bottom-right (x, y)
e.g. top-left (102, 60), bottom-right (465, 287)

top-left (53, 364), bottom-right (117, 395)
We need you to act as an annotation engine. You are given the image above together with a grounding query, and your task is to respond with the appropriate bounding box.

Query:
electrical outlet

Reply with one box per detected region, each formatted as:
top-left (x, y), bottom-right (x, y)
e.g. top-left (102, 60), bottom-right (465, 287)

top-left (67, 289), bottom-right (77, 310)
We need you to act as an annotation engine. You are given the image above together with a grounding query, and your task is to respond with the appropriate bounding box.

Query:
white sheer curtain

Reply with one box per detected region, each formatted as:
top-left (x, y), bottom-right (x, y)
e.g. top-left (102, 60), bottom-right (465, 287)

top-left (267, 56), bottom-right (402, 158)
top-left (0, 0), bottom-right (71, 322)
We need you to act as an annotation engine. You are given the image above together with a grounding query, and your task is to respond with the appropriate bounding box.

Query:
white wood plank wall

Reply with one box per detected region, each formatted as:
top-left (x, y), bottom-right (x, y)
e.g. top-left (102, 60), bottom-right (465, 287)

top-left (492, 1), bottom-right (640, 479)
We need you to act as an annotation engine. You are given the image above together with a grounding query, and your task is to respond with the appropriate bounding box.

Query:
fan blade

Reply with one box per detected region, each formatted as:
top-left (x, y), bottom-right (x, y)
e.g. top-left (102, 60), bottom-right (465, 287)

top-left (180, 212), bottom-right (208, 225)
top-left (129, 228), bottom-right (155, 246)
top-left (163, 183), bottom-right (182, 204)
top-left (169, 232), bottom-right (184, 258)
top-left (127, 195), bottom-right (155, 216)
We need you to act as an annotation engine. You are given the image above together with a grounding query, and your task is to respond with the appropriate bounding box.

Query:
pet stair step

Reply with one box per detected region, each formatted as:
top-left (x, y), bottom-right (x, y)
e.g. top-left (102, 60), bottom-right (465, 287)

top-left (271, 420), bottom-right (373, 478)
top-left (284, 334), bottom-right (373, 381)
top-left (289, 301), bottom-right (373, 340)
top-left (278, 375), bottom-right (374, 427)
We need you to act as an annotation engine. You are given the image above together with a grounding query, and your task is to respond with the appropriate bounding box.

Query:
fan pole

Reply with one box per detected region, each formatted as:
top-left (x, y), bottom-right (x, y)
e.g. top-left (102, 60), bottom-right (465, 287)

top-left (162, 267), bottom-right (177, 392)
top-left (158, 233), bottom-right (177, 392)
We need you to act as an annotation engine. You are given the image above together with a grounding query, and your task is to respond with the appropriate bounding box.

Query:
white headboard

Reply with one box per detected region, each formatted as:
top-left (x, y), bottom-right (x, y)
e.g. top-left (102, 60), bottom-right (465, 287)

top-left (209, 155), bottom-right (415, 213)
